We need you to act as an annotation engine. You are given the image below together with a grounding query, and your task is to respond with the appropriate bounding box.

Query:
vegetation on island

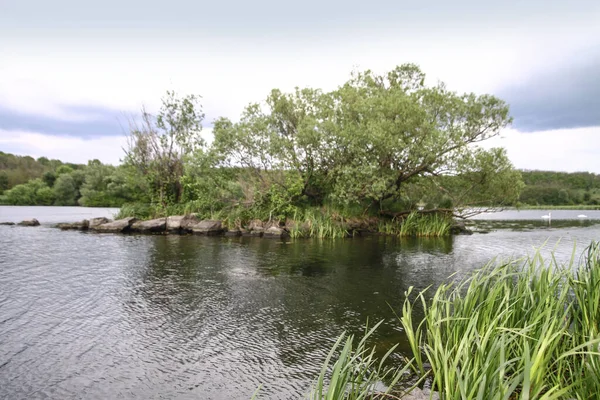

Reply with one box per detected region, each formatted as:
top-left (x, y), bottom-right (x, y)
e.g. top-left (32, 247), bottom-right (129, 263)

top-left (4, 63), bottom-right (597, 233)
top-left (117, 65), bottom-right (522, 236)
top-left (308, 242), bottom-right (600, 399)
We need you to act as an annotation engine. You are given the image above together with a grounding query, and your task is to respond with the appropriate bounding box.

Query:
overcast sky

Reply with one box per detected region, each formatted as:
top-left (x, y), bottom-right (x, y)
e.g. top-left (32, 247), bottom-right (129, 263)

top-left (1, 0), bottom-right (599, 172)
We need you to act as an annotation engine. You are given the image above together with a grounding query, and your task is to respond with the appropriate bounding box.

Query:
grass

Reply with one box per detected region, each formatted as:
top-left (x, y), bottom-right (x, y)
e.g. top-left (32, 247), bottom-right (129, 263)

top-left (288, 208), bottom-right (349, 239)
top-left (377, 212), bottom-right (452, 237)
top-left (306, 320), bottom-right (411, 400)
top-left (401, 241), bottom-right (600, 399)
top-left (305, 242), bottom-right (600, 399)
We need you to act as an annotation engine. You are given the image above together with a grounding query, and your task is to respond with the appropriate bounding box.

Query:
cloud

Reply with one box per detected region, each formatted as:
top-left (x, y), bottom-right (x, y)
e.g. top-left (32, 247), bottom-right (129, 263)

top-left (0, 130), bottom-right (128, 164)
top-left (481, 126), bottom-right (600, 173)
top-left (499, 52), bottom-right (600, 131)
top-left (0, 127), bottom-right (214, 165)
top-left (0, 106), bottom-right (127, 138)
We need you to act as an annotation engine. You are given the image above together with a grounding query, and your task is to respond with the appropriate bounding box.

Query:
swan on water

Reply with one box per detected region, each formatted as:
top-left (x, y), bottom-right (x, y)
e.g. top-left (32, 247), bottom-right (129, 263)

top-left (578, 214), bottom-right (588, 218)
top-left (541, 212), bottom-right (552, 220)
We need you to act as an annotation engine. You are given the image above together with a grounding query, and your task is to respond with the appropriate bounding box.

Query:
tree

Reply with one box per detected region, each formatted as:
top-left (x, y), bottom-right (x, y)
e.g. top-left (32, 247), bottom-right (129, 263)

top-left (42, 171), bottom-right (57, 187)
top-left (212, 64), bottom-right (522, 216)
top-left (78, 163), bottom-right (148, 207)
top-left (124, 91), bottom-right (205, 205)
top-left (53, 170), bottom-right (85, 205)
top-left (0, 171), bottom-right (8, 194)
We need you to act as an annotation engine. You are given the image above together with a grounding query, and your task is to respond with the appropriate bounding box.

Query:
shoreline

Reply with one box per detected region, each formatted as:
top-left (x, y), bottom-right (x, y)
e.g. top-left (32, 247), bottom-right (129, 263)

top-left (1, 214), bottom-right (473, 238)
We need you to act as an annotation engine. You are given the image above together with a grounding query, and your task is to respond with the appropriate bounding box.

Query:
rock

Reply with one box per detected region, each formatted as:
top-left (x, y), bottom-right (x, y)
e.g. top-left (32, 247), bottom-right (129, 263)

top-left (263, 226), bottom-right (288, 238)
top-left (89, 217), bottom-right (111, 229)
top-left (401, 388), bottom-right (439, 400)
top-left (0, 222), bottom-right (15, 226)
top-left (248, 219), bottom-right (264, 231)
top-left (225, 229), bottom-right (242, 237)
top-left (242, 229), bottom-right (262, 237)
top-left (191, 220), bottom-right (224, 236)
top-left (450, 220), bottom-right (473, 235)
top-left (56, 220), bottom-right (89, 230)
top-left (180, 215), bottom-right (201, 233)
top-left (166, 216), bottom-right (185, 232)
top-left (17, 219), bottom-right (40, 227)
top-left (131, 218), bottom-right (167, 233)
top-left (94, 217), bottom-right (137, 233)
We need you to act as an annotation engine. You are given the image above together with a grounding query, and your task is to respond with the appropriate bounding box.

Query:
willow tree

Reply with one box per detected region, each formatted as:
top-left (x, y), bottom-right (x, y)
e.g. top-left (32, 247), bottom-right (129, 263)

top-left (212, 64), bottom-right (522, 216)
top-left (124, 91), bottom-right (205, 205)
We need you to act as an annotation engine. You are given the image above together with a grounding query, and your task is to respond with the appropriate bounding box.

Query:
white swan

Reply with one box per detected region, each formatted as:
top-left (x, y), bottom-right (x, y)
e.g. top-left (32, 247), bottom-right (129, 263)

top-left (577, 214), bottom-right (588, 218)
top-left (541, 212), bottom-right (552, 220)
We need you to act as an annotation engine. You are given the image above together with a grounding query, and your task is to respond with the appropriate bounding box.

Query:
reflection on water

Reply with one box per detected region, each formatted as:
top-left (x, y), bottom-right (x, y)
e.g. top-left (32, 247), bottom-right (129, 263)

top-left (1, 207), bottom-right (600, 399)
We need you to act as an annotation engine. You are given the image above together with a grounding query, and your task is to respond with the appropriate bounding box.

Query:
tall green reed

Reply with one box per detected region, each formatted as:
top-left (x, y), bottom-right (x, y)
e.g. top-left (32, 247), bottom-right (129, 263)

top-left (401, 242), bottom-right (600, 399)
top-left (307, 320), bottom-right (411, 400)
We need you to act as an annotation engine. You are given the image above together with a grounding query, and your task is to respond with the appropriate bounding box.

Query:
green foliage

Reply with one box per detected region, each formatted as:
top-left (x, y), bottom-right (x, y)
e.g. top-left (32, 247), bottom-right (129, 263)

top-left (287, 208), bottom-right (349, 239)
top-left (78, 162), bottom-right (148, 207)
top-left (213, 64), bottom-right (521, 214)
top-left (124, 91), bottom-right (205, 205)
top-left (0, 151), bottom-right (83, 190)
top-left (115, 202), bottom-right (158, 219)
top-left (377, 212), bottom-right (452, 237)
top-left (0, 171), bottom-right (8, 194)
top-left (519, 170), bottom-right (600, 206)
top-left (401, 242), bottom-right (600, 399)
top-left (36, 186), bottom-right (56, 205)
top-left (307, 320), bottom-right (410, 400)
top-left (52, 170), bottom-right (85, 205)
top-left (1, 179), bottom-right (48, 205)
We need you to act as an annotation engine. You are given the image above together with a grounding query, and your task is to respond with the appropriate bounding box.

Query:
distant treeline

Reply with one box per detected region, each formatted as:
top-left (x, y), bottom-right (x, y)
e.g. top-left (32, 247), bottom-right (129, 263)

top-left (2, 150), bottom-right (598, 208)
top-left (0, 152), bottom-right (148, 207)
top-left (0, 151), bottom-right (84, 190)
top-left (519, 170), bottom-right (600, 206)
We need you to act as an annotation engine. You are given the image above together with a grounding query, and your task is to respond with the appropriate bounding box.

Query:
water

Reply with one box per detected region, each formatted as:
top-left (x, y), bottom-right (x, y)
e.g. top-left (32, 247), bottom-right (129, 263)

top-left (1, 207), bottom-right (599, 399)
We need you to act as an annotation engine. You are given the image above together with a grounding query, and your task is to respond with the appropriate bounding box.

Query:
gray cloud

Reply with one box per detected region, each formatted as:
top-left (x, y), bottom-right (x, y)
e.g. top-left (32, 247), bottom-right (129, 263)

top-left (499, 53), bottom-right (600, 131)
top-left (0, 105), bottom-right (216, 140)
top-left (0, 106), bottom-right (126, 138)
top-left (2, 0), bottom-right (598, 38)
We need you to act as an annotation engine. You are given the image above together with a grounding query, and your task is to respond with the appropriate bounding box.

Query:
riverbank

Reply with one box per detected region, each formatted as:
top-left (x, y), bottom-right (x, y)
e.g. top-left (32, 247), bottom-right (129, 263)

top-left (2, 212), bottom-right (472, 238)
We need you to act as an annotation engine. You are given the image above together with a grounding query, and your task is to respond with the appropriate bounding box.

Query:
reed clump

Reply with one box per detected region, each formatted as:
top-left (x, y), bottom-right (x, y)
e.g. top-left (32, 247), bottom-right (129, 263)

top-left (401, 241), bottom-right (600, 399)
top-left (308, 242), bottom-right (600, 399)
top-left (377, 212), bottom-right (452, 237)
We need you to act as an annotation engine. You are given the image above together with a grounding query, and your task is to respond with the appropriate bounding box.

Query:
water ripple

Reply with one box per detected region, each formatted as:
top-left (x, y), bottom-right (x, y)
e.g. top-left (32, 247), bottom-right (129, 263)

top-left (1, 208), bottom-right (600, 399)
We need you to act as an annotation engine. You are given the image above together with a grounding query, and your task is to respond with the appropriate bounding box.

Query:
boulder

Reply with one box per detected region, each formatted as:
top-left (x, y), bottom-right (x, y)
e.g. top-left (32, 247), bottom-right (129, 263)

top-left (17, 219), bottom-right (40, 227)
top-left (450, 220), bottom-right (473, 235)
top-left (180, 215), bottom-right (201, 233)
top-left (191, 220), bottom-right (224, 235)
top-left (89, 217), bottom-right (111, 229)
top-left (56, 220), bottom-right (89, 230)
top-left (94, 217), bottom-right (137, 233)
top-left (166, 216), bottom-right (185, 232)
top-left (0, 222), bottom-right (15, 226)
top-left (242, 229), bottom-right (262, 237)
top-left (263, 226), bottom-right (288, 238)
top-left (248, 219), bottom-right (264, 231)
top-left (131, 218), bottom-right (167, 233)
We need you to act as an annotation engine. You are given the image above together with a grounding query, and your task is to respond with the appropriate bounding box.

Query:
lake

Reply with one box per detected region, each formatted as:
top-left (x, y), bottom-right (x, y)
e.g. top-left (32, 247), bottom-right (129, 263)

top-left (1, 207), bottom-right (600, 399)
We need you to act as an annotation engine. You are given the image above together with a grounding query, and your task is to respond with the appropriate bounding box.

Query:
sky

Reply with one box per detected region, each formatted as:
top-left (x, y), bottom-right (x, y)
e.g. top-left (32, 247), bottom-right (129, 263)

top-left (1, 0), bottom-right (599, 172)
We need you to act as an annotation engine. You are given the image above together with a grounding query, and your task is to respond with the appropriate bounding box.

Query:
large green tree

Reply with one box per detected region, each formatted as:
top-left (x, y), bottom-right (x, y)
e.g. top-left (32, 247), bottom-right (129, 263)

top-left (212, 64), bottom-right (522, 216)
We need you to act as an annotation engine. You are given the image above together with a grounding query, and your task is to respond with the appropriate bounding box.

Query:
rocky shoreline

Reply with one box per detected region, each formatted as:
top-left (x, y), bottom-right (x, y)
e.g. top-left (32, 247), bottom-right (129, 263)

top-left (1, 215), bottom-right (473, 237)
